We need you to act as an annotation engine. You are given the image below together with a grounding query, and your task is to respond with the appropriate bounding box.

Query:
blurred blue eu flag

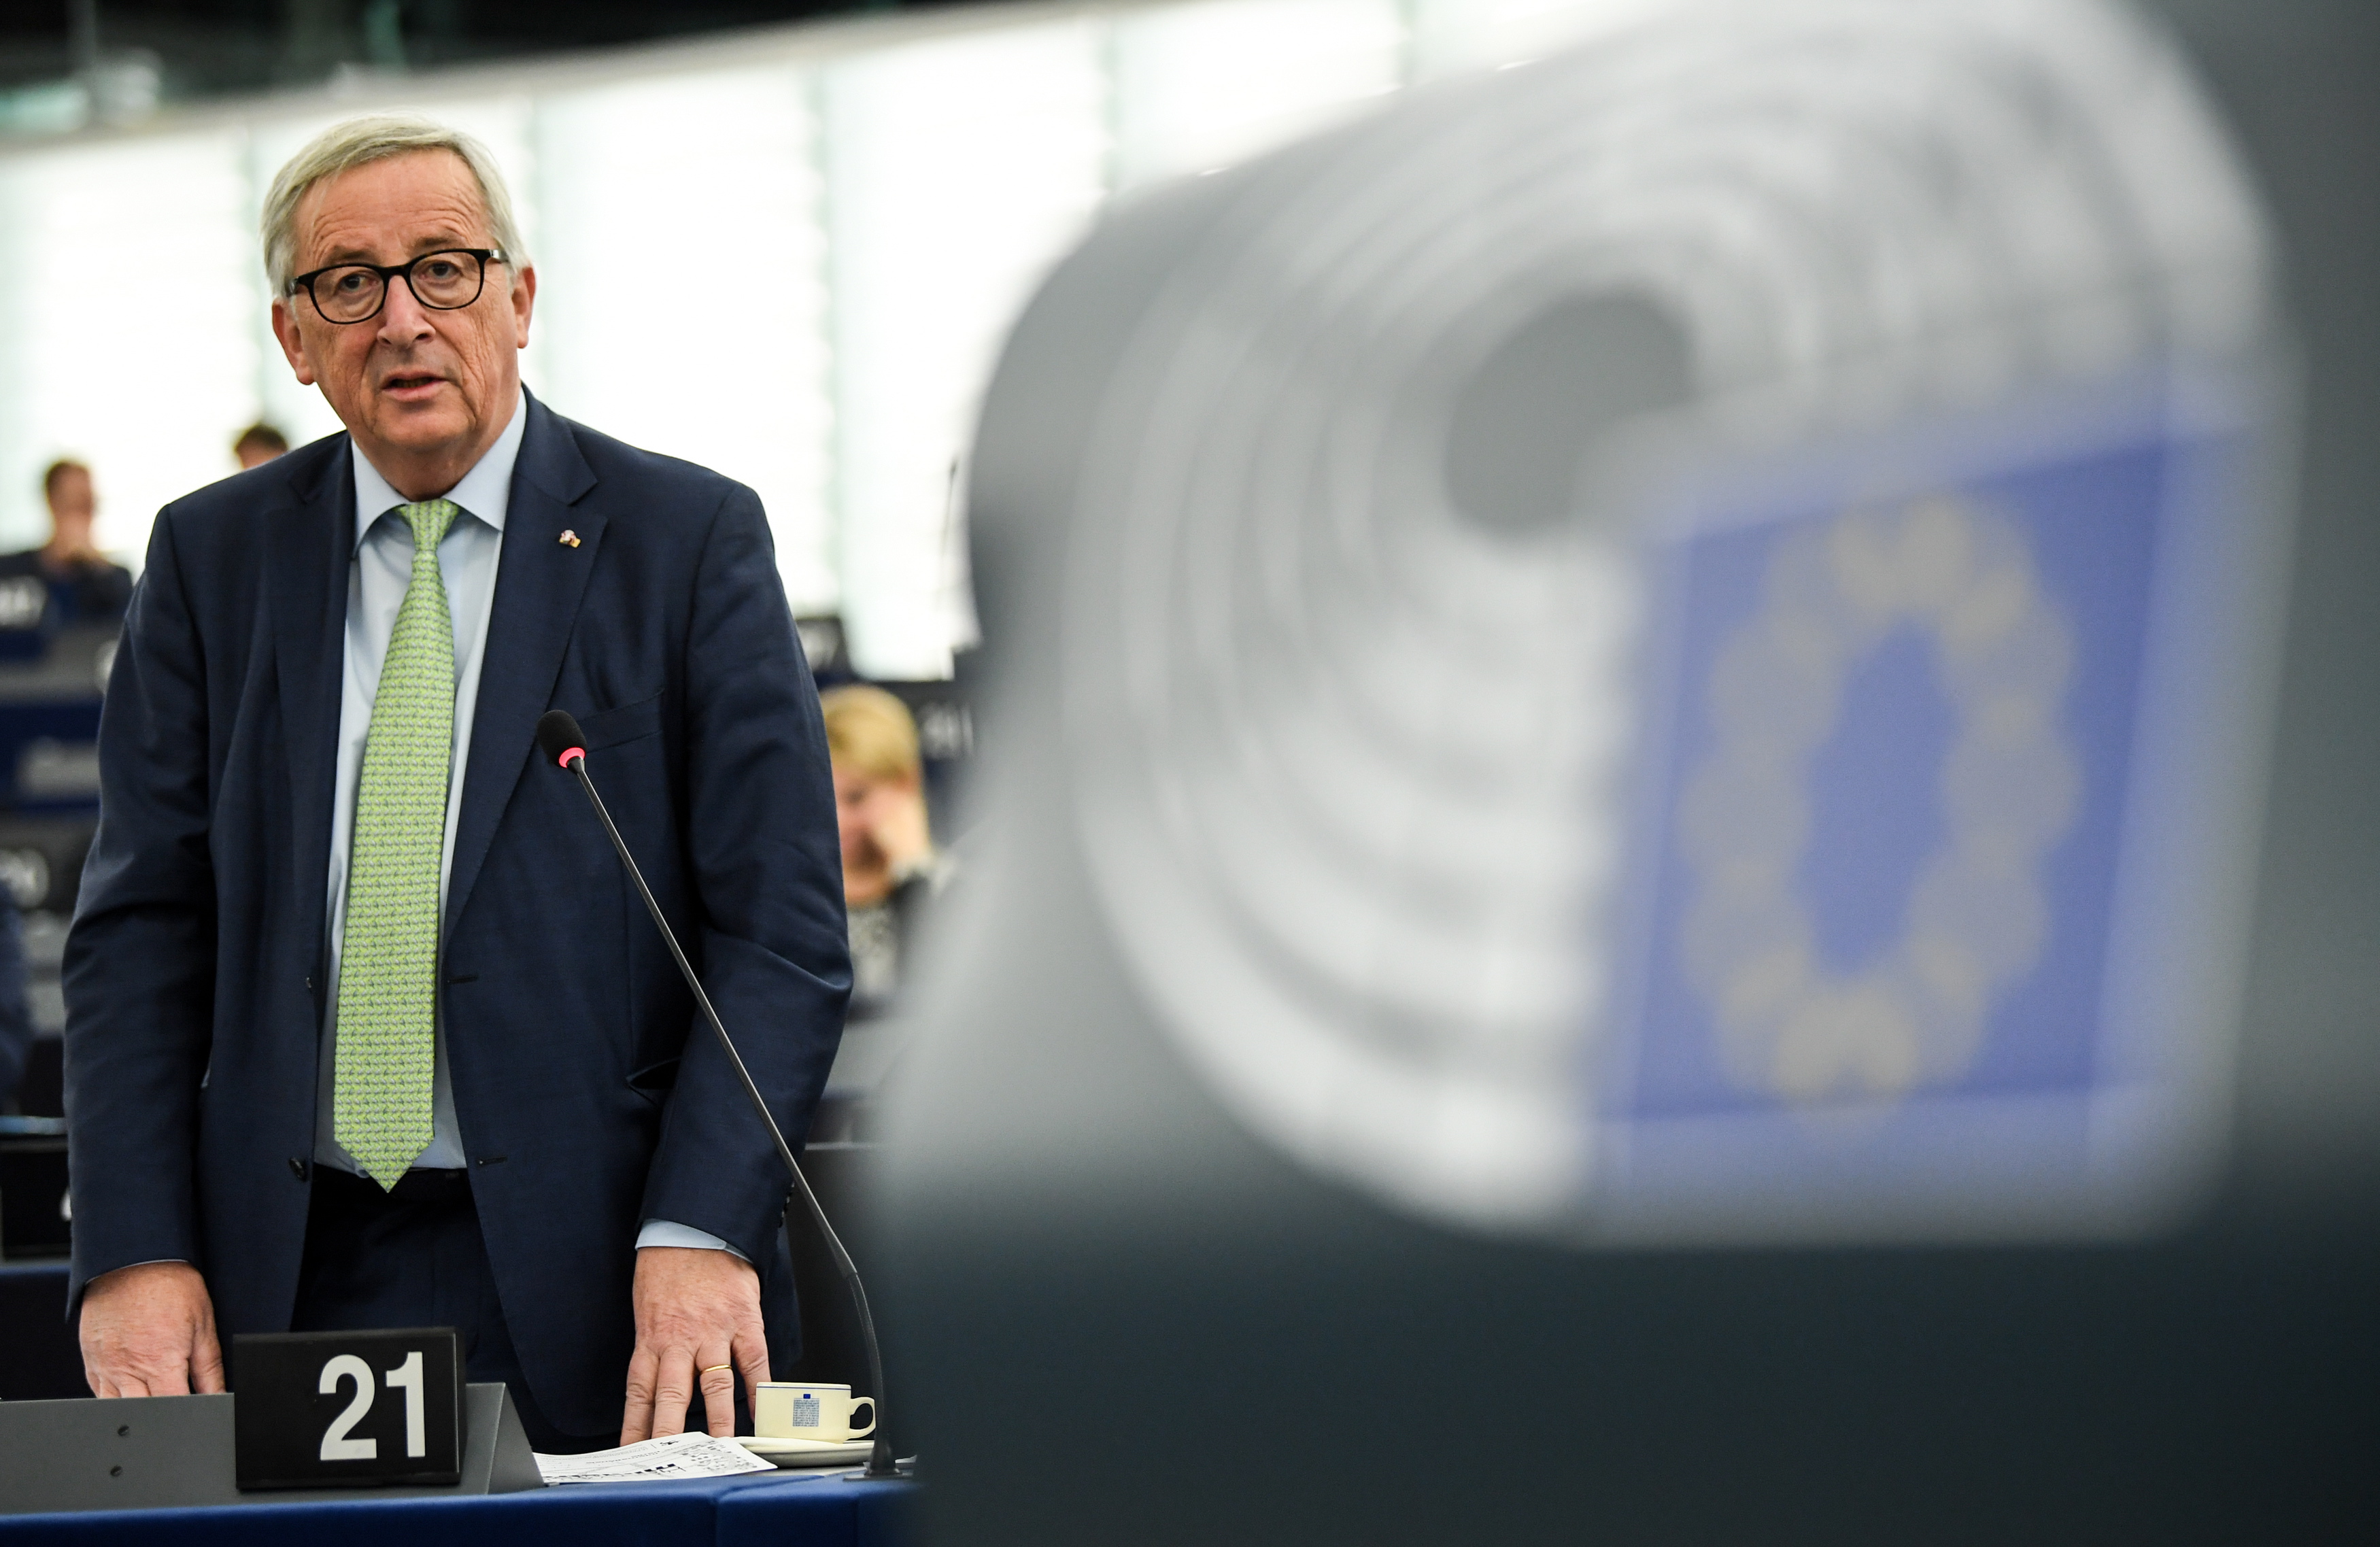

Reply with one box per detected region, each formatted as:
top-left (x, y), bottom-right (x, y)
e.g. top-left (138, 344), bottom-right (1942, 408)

top-left (1601, 388), bottom-right (2271, 1239)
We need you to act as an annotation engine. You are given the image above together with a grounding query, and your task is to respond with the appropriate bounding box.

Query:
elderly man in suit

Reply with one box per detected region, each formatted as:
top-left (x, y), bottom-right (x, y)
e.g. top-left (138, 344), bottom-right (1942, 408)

top-left (63, 116), bottom-right (851, 1451)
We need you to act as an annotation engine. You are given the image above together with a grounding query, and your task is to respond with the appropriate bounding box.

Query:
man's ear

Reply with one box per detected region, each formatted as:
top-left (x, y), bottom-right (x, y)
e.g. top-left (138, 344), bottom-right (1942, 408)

top-left (269, 296), bottom-right (318, 387)
top-left (511, 265), bottom-right (537, 350)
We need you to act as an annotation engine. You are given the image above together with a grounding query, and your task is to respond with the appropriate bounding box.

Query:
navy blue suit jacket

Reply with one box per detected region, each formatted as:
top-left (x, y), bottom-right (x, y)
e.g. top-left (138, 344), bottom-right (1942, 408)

top-left (61, 394), bottom-right (852, 1432)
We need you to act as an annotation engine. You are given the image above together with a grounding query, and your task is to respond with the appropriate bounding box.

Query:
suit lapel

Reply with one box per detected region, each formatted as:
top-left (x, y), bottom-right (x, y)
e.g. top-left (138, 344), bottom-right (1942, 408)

top-left (266, 437), bottom-right (356, 989)
top-left (445, 393), bottom-right (602, 932)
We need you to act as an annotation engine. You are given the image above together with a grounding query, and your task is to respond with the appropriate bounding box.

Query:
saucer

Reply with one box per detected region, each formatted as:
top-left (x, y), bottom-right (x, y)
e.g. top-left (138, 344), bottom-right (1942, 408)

top-left (734, 1435), bottom-right (877, 1469)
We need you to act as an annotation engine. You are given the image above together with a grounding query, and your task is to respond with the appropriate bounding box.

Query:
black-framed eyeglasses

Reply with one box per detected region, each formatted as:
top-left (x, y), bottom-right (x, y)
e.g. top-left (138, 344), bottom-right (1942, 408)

top-left (289, 248), bottom-right (507, 325)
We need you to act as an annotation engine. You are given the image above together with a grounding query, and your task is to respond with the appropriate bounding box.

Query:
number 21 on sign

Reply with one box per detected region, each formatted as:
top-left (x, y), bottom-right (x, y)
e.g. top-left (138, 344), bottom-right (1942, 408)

top-left (233, 1326), bottom-right (462, 1490)
top-left (318, 1350), bottom-right (428, 1460)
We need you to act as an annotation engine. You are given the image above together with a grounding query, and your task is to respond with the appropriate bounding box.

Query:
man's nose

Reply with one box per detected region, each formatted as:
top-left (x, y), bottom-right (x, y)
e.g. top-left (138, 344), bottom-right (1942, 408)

top-left (376, 273), bottom-right (436, 339)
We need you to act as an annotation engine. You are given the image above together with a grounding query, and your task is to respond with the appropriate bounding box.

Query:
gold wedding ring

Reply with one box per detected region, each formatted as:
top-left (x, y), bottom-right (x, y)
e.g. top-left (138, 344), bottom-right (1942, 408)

top-left (700, 1363), bottom-right (733, 1375)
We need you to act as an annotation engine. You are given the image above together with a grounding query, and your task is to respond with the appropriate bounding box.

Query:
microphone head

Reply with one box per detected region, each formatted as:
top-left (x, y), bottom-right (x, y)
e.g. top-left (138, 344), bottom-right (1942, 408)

top-left (536, 709), bottom-right (587, 769)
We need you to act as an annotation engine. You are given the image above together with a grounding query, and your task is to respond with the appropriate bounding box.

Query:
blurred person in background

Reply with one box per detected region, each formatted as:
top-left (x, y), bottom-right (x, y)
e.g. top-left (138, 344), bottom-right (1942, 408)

top-left (234, 422), bottom-right (290, 469)
top-left (825, 685), bottom-right (947, 1019)
top-left (0, 460), bottom-right (133, 626)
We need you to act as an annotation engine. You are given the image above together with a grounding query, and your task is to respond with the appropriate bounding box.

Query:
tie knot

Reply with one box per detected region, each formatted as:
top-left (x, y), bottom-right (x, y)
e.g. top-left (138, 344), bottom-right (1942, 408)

top-left (397, 498), bottom-right (460, 553)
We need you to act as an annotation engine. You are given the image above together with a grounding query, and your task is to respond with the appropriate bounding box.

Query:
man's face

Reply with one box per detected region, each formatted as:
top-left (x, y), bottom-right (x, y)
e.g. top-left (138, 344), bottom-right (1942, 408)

top-left (269, 150), bottom-right (534, 495)
top-left (46, 467), bottom-right (94, 532)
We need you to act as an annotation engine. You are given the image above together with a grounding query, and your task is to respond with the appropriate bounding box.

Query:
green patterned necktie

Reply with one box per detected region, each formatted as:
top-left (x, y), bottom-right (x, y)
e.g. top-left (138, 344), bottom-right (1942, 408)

top-left (333, 498), bottom-right (460, 1187)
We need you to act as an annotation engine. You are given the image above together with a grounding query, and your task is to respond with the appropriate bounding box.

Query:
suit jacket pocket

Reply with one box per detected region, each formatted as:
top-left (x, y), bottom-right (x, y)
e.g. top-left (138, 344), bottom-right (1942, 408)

top-left (577, 692), bottom-right (664, 751)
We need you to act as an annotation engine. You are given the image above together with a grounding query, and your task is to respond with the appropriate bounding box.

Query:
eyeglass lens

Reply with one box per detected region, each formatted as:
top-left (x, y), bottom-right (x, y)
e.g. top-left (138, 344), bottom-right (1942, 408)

top-left (311, 252), bottom-right (486, 322)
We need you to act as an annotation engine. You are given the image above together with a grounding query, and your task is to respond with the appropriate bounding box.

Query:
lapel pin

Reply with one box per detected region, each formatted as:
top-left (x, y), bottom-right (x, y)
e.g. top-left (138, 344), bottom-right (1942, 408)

top-left (559, 529), bottom-right (581, 547)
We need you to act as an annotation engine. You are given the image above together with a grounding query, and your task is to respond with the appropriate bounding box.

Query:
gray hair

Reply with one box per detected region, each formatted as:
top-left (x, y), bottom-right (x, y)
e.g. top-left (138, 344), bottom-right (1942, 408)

top-left (260, 114), bottom-right (530, 295)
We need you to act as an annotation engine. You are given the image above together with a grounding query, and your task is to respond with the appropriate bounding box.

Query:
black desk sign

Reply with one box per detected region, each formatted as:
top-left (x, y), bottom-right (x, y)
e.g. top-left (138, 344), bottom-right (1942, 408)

top-left (232, 1327), bottom-right (464, 1490)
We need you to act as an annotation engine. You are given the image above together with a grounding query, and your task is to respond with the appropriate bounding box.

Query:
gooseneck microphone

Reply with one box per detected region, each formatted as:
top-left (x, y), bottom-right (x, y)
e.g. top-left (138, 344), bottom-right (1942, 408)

top-left (534, 709), bottom-right (899, 1479)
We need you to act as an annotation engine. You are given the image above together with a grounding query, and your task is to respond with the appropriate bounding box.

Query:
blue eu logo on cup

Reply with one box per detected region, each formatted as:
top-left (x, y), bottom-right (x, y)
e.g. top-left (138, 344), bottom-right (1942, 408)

top-left (1596, 395), bottom-right (2265, 1240)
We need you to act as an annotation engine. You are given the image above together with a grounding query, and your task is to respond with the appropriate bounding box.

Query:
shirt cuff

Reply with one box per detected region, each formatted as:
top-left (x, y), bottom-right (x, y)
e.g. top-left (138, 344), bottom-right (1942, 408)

top-left (636, 1219), bottom-right (751, 1262)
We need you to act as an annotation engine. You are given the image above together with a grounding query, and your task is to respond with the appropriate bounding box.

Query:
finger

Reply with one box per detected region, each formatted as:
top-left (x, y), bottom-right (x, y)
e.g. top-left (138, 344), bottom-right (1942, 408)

top-left (733, 1323), bottom-right (772, 1428)
top-left (650, 1342), bottom-right (696, 1439)
top-left (620, 1344), bottom-right (660, 1446)
top-left (696, 1341), bottom-right (738, 1438)
top-left (82, 1348), bottom-right (111, 1398)
top-left (190, 1326), bottom-right (227, 1395)
top-left (80, 1316), bottom-right (114, 1398)
top-left (143, 1331), bottom-right (197, 1398)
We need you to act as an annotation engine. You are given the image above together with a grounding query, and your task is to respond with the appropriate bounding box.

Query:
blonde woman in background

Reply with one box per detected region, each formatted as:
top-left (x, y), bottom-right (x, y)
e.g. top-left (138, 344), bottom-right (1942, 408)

top-left (823, 685), bottom-right (947, 1019)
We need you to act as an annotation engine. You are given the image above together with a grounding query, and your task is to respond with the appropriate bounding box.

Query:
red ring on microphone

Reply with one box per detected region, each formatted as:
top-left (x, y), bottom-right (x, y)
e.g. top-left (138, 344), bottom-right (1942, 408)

top-left (558, 747), bottom-right (585, 769)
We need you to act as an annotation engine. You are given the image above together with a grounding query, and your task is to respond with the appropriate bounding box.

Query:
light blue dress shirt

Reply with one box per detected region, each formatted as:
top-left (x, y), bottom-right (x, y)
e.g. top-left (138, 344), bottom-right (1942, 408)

top-left (317, 391), bottom-right (736, 1259)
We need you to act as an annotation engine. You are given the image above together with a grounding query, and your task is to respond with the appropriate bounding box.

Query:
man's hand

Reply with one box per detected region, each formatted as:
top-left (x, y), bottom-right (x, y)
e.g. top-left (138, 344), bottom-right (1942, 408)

top-left (622, 1246), bottom-right (769, 1445)
top-left (80, 1261), bottom-right (224, 1398)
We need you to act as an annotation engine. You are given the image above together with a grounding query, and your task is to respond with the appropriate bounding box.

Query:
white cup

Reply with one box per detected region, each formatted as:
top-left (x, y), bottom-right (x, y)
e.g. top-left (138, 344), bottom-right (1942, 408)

top-left (755, 1382), bottom-right (878, 1442)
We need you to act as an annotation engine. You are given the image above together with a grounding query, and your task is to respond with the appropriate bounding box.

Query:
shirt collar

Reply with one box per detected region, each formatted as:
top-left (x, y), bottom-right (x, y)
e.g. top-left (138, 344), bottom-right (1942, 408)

top-left (349, 386), bottom-right (528, 552)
